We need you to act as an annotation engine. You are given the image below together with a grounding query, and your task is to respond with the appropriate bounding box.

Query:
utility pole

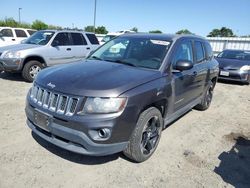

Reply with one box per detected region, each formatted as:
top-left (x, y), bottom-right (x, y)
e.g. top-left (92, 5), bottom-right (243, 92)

top-left (93, 0), bottom-right (97, 33)
top-left (18, 8), bottom-right (22, 24)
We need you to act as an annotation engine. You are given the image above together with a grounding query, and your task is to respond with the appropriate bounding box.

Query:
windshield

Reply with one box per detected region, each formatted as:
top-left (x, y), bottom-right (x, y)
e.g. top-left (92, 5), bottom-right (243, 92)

top-left (24, 31), bottom-right (55, 45)
top-left (101, 35), bottom-right (117, 43)
top-left (218, 50), bottom-right (250, 61)
top-left (89, 36), bottom-right (171, 70)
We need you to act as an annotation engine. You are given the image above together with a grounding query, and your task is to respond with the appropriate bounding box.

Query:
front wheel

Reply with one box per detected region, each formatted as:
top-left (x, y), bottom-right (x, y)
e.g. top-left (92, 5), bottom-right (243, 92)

top-left (195, 80), bottom-right (215, 111)
top-left (123, 107), bottom-right (163, 162)
top-left (22, 60), bottom-right (43, 82)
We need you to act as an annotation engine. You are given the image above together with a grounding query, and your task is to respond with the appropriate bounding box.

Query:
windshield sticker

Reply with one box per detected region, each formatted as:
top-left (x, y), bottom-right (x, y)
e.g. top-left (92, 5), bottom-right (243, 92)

top-left (150, 40), bottom-right (170, 46)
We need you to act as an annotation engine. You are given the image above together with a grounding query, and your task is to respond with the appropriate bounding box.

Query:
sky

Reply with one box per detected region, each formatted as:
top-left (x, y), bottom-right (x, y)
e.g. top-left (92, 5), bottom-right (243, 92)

top-left (1, 0), bottom-right (250, 37)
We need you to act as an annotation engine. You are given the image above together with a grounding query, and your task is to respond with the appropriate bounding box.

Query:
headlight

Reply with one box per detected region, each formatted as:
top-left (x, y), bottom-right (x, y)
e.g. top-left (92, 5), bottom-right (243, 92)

top-left (3, 51), bottom-right (21, 58)
top-left (78, 97), bottom-right (127, 114)
top-left (240, 65), bottom-right (250, 71)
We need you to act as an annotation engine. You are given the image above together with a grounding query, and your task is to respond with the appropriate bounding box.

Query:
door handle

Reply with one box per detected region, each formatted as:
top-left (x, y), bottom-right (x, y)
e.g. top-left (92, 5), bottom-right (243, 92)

top-left (66, 48), bottom-right (71, 51)
top-left (86, 47), bottom-right (90, 50)
top-left (12, 38), bottom-right (16, 41)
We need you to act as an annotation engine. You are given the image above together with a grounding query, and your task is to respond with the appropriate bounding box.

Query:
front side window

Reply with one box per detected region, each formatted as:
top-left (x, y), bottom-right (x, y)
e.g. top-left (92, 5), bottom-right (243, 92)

top-left (15, 29), bottom-right (27, 37)
top-left (0, 29), bottom-right (13, 37)
top-left (172, 40), bottom-right (193, 66)
top-left (71, 33), bottom-right (87, 45)
top-left (24, 31), bottom-right (54, 45)
top-left (52, 32), bottom-right (70, 46)
top-left (195, 41), bottom-right (205, 62)
top-left (88, 37), bottom-right (171, 70)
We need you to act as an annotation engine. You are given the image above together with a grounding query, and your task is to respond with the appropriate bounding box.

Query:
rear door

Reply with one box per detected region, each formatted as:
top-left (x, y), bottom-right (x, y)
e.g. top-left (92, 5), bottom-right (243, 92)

top-left (192, 40), bottom-right (208, 97)
top-left (68, 32), bottom-right (89, 61)
top-left (0, 28), bottom-right (16, 46)
top-left (49, 32), bottom-right (75, 65)
top-left (171, 39), bottom-right (198, 111)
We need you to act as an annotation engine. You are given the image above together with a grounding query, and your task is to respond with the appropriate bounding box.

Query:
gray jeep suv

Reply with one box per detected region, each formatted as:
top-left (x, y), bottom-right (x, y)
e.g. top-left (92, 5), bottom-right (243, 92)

top-left (0, 30), bottom-right (99, 82)
top-left (25, 34), bottom-right (219, 162)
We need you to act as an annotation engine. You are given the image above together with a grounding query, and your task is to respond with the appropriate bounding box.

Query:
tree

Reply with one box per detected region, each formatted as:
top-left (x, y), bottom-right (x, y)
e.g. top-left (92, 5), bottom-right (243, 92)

top-left (84, 25), bottom-right (95, 32)
top-left (149, 30), bottom-right (162, 33)
top-left (95, 26), bottom-right (108, 34)
top-left (48, 25), bottom-right (63, 30)
top-left (32, 20), bottom-right (48, 30)
top-left (0, 17), bottom-right (18, 27)
top-left (131, 27), bottom-right (138, 32)
top-left (176, 29), bottom-right (193, 35)
top-left (207, 27), bottom-right (235, 37)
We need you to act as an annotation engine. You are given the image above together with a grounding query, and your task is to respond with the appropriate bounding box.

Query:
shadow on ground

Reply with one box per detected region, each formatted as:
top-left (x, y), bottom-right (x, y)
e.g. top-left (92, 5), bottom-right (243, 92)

top-left (214, 134), bottom-right (250, 188)
top-left (0, 71), bottom-right (25, 82)
top-left (32, 132), bottom-right (124, 165)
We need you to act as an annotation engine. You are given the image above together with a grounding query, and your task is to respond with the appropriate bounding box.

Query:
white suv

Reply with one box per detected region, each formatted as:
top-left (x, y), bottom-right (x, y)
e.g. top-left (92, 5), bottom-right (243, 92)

top-left (0, 27), bottom-right (36, 47)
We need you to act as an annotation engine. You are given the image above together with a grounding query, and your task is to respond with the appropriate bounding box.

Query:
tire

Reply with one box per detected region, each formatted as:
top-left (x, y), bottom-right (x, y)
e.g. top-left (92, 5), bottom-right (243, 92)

top-left (22, 60), bottom-right (43, 82)
top-left (194, 80), bottom-right (215, 111)
top-left (123, 107), bottom-right (163, 163)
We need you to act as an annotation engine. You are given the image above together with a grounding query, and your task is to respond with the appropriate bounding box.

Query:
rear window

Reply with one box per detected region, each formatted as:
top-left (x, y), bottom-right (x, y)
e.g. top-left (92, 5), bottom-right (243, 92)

top-left (0, 29), bottom-right (13, 37)
top-left (15, 29), bottom-right (27, 37)
top-left (195, 41), bottom-right (205, 62)
top-left (71, 33), bottom-right (87, 45)
top-left (86, 33), bottom-right (99, 44)
top-left (27, 30), bottom-right (36, 35)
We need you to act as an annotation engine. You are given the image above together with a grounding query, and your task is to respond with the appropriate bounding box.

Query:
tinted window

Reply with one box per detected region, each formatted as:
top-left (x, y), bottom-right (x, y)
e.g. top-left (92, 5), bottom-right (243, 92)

top-left (52, 33), bottom-right (70, 46)
top-left (0, 29), bottom-right (13, 37)
top-left (218, 50), bottom-right (250, 60)
top-left (27, 30), bottom-right (36, 35)
top-left (71, 33), bottom-right (87, 45)
top-left (86, 33), bottom-right (99, 44)
top-left (15, 29), bottom-right (27, 37)
top-left (204, 42), bottom-right (213, 60)
top-left (195, 41), bottom-right (205, 62)
top-left (173, 41), bottom-right (193, 66)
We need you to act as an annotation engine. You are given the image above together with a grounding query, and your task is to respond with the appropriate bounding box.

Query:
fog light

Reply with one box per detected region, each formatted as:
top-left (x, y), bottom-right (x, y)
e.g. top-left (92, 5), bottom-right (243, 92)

top-left (98, 128), bottom-right (111, 139)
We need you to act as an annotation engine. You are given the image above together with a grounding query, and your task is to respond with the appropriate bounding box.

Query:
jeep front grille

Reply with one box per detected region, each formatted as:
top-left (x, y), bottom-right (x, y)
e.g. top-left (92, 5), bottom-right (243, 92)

top-left (30, 85), bottom-right (79, 116)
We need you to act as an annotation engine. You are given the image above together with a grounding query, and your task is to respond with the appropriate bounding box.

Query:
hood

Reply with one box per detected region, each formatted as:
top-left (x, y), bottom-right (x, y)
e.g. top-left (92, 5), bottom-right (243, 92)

top-left (0, 44), bottom-right (40, 53)
top-left (35, 60), bottom-right (162, 97)
top-left (216, 57), bottom-right (250, 69)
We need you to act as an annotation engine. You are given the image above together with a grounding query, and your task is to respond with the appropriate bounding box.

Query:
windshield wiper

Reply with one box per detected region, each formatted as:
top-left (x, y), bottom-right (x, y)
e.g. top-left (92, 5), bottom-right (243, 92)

top-left (104, 59), bottom-right (137, 67)
top-left (89, 56), bottom-right (103, 61)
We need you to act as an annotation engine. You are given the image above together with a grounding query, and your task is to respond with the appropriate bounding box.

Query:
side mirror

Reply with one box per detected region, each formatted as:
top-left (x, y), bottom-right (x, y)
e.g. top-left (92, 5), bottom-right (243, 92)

top-left (51, 40), bottom-right (59, 47)
top-left (175, 60), bottom-right (193, 71)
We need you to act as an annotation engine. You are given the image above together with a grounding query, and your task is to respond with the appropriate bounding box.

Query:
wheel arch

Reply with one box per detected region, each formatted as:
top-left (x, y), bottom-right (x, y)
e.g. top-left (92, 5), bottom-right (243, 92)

top-left (22, 56), bottom-right (47, 70)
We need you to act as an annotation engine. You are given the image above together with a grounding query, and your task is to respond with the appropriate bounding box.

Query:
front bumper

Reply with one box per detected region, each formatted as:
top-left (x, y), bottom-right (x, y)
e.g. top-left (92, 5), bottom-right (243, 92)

top-left (0, 58), bottom-right (23, 72)
top-left (218, 69), bottom-right (250, 83)
top-left (25, 97), bottom-right (138, 156)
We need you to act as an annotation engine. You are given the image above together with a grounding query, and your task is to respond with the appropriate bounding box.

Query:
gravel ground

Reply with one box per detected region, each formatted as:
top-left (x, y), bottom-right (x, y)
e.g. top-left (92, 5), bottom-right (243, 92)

top-left (0, 72), bottom-right (249, 188)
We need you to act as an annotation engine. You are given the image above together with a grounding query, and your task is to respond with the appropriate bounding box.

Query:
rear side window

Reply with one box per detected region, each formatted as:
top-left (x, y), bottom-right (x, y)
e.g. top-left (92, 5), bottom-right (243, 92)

top-left (0, 29), bottom-right (13, 37)
top-left (27, 30), bottom-right (36, 35)
top-left (52, 32), bottom-right (70, 46)
top-left (172, 40), bottom-right (193, 66)
top-left (15, 29), bottom-right (27, 37)
top-left (86, 33), bottom-right (99, 44)
top-left (204, 42), bottom-right (213, 60)
top-left (71, 33), bottom-right (87, 45)
top-left (195, 41), bottom-right (205, 63)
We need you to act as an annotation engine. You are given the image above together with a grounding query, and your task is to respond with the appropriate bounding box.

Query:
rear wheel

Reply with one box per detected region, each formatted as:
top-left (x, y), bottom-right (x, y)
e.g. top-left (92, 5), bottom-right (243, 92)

top-left (22, 60), bottom-right (43, 82)
top-left (123, 107), bottom-right (163, 162)
top-left (195, 80), bottom-right (215, 111)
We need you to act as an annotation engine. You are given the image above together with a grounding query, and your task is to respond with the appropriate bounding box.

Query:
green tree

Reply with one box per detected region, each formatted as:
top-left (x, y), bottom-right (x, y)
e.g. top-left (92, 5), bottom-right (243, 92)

top-left (176, 29), bottom-right (193, 35)
top-left (131, 27), bottom-right (138, 32)
top-left (84, 25), bottom-right (95, 32)
top-left (95, 26), bottom-right (108, 34)
top-left (149, 30), bottom-right (162, 33)
top-left (32, 20), bottom-right (48, 30)
top-left (0, 17), bottom-right (18, 27)
top-left (48, 25), bottom-right (63, 30)
top-left (207, 27), bottom-right (235, 37)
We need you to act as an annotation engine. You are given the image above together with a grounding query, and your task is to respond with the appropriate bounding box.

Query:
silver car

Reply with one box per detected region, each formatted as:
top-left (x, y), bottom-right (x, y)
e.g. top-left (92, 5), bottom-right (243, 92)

top-left (0, 30), bottom-right (99, 82)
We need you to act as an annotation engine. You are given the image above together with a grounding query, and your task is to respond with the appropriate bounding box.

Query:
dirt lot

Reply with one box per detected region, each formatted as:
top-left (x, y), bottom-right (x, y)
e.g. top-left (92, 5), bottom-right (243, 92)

top-left (0, 72), bottom-right (249, 188)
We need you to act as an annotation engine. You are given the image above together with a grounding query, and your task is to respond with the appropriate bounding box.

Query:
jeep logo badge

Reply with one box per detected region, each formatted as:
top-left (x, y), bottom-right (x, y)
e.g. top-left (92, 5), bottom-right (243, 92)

top-left (47, 82), bottom-right (56, 89)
